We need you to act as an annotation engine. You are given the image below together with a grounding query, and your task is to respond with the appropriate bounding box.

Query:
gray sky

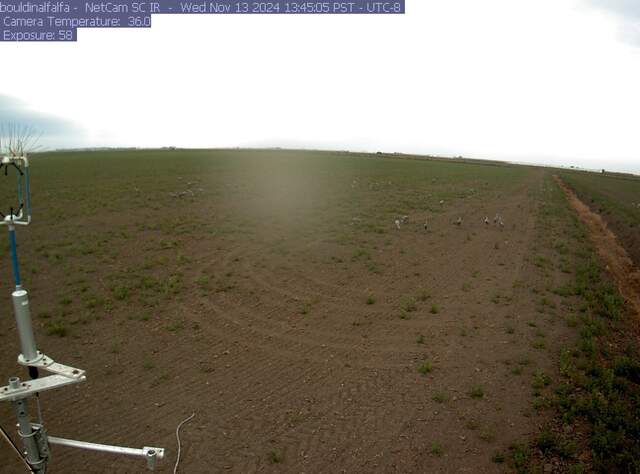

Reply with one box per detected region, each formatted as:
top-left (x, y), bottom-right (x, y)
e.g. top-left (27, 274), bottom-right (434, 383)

top-left (1, 0), bottom-right (639, 174)
top-left (588, 0), bottom-right (640, 46)
top-left (590, 0), bottom-right (640, 16)
top-left (0, 95), bottom-right (83, 149)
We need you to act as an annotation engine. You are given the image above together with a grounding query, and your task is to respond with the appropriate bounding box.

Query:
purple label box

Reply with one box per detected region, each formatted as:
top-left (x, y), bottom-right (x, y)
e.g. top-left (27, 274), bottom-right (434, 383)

top-left (0, 1), bottom-right (405, 42)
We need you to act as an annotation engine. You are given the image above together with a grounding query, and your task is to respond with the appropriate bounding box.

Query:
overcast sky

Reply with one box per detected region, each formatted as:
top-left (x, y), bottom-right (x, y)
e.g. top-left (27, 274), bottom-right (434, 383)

top-left (1, 0), bottom-right (639, 173)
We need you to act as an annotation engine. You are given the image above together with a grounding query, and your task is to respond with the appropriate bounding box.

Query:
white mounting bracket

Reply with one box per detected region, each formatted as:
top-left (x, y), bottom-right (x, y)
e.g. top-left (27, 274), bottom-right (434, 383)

top-left (0, 354), bottom-right (86, 402)
top-left (0, 374), bottom-right (86, 402)
top-left (18, 351), bottom-right (86, 379)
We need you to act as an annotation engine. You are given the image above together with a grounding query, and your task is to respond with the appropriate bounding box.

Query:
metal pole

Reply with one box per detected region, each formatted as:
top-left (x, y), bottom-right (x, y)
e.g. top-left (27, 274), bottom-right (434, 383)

top-left (7, 222), bottom-right (40, 364)
top-left (48, 436), bottom-right (164, 470)
top-left (12, 289), bottom-right (39, 364)
top-left (11, 380), bottom-right (45, 473)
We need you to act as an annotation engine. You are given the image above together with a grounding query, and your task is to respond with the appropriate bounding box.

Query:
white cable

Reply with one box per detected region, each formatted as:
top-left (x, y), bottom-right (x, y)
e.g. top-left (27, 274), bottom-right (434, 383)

top-left (173, 413), bottom-right (195, 474)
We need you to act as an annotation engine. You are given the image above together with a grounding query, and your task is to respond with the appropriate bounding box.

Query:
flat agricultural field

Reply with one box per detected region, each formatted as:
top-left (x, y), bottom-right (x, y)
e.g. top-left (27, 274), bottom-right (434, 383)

top-left (0, 150), bottom-right (638, 473)
top-left (560, 171), bottom-right (640, 267)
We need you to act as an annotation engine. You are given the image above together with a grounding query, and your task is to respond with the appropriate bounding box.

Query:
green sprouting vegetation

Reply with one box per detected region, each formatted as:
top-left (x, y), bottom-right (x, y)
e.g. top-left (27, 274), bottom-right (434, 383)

top-left (560, 171), bottom-right (640, 228)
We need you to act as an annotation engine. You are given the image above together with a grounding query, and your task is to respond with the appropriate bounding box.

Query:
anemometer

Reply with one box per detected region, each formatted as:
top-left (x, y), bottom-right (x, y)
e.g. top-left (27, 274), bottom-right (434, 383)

top-left (1, 153), bottom-right (165, 472)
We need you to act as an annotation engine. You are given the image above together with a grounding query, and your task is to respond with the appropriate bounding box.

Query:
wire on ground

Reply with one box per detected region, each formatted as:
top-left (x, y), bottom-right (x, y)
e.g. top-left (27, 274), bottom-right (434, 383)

top-left (173, 412), bottom-right (195, 474)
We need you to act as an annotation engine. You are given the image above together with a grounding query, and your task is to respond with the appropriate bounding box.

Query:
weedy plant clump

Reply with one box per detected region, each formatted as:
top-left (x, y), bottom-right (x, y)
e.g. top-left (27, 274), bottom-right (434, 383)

top-left (418, 362), bottom-right (433, 375)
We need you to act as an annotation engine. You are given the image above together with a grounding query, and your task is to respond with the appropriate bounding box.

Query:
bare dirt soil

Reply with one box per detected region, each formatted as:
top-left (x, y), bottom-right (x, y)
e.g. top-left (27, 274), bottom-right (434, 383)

top-left (556, 176), bottom-right (640, 318)
top-left (0, 151), bottom-right (591, 473)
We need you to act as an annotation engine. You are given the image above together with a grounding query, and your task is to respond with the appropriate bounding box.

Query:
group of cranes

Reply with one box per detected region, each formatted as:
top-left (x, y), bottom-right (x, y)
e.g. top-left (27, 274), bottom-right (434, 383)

top-left (394, 213), bottom-right (505, 231)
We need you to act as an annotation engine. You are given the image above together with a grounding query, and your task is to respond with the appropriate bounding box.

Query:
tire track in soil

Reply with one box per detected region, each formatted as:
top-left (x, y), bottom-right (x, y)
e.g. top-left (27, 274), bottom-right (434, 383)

top-left (176, 278), bottom-right (400, 467)
top-left (203, 244), bottom-right (496, 369)
top-left (555, 176), bottom-right (640, 317)
top-left (194, 250), bottom-right (410, 367)
top-left (202, 245), bottom-right (434, 365)
top-left (186, 174), bottom-right (547, 473)
top-left (195, 299), bottom-right (408, 369)
top-left (211, 182), bottom-right (536, 364)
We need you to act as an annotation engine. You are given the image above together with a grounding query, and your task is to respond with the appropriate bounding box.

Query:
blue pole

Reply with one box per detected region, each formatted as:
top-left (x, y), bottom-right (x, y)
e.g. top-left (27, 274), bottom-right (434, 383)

top-left (8, 226), bottom-right (21, 288)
